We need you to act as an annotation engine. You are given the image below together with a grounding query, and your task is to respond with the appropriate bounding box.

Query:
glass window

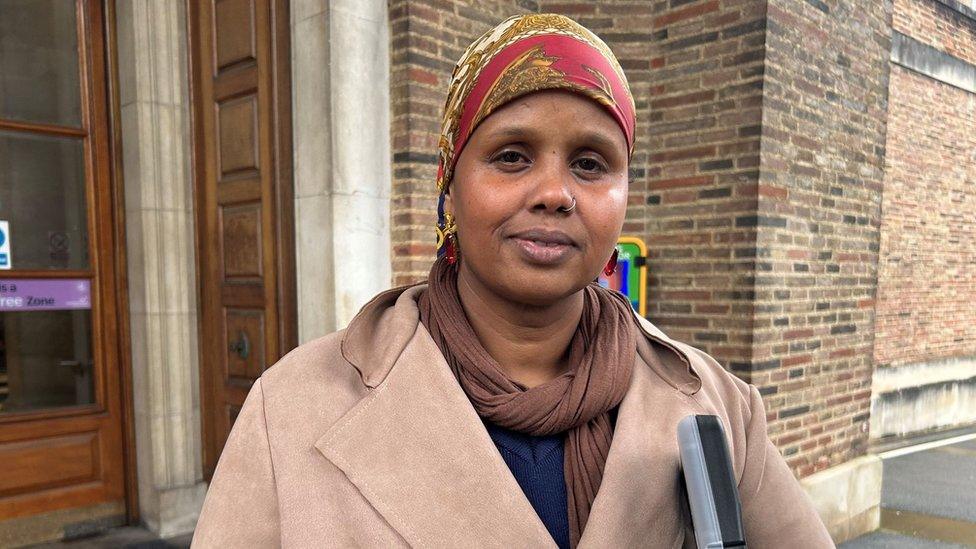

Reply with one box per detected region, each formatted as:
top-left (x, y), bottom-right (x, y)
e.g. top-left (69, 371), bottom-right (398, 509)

top-left (0, 0), bottom-right (82, 127)
top-left (0, 130), bottom-right (89, 270)
top-left (0, 308), bottom-right (94, 414)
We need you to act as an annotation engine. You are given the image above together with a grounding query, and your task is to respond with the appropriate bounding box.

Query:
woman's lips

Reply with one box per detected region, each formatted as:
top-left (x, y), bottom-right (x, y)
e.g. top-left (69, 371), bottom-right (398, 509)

top-left (512, 231), bottom-right (576, 265)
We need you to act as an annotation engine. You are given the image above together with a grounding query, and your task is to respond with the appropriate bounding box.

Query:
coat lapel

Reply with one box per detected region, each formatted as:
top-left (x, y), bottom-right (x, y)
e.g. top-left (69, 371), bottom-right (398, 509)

top-left (579, 329), bottom-right (702, 548)
top-left (315, 322), bottom-right (555, 548)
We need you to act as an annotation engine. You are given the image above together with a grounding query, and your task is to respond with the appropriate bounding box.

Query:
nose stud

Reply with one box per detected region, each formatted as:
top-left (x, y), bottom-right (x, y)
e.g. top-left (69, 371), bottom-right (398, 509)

top-left (558, 197), bottom-right (577, 213)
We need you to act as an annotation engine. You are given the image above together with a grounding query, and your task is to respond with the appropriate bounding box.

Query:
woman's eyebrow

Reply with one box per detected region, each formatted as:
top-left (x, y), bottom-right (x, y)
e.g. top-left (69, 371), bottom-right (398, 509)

top-left (577, 131), bottom-right (620, 153)
top-left (489, 126), bottom-right (621, 152)
top-left (490, 126), bottom-right (536, 140)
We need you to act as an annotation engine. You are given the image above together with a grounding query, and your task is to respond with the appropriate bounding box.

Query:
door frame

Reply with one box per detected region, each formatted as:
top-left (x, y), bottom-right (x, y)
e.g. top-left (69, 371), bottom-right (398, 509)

top-left (102, 0), bottom-right (140, 524)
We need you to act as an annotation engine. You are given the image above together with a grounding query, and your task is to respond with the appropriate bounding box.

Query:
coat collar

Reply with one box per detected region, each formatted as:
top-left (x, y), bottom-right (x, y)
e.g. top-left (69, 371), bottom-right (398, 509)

top-left (319, 284), bottom-right (703, 547)
top-left (340, 283), bottom-right (702, 393)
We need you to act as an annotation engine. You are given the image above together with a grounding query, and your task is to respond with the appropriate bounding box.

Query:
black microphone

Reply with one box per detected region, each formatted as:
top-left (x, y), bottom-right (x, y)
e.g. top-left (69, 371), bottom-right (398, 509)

top-left (678, 414), bottom-right (747, 549)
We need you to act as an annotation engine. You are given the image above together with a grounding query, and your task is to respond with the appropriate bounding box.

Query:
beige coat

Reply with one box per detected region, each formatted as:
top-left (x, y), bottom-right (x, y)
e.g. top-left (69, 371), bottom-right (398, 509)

top-left (192, 285), bottom-right (834, 548)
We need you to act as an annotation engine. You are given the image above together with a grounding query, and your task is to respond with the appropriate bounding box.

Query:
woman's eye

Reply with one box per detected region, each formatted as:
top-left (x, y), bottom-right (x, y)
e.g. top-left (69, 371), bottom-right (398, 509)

top-left (496, 150), bottom-right (525, 164)
top-left (574, 157), bottom-right (606, 173)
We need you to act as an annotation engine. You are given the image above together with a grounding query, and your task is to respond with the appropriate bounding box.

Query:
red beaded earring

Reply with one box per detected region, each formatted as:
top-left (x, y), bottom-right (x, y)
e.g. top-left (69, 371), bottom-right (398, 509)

top-left (444, 237), bottom-right (458, 265)
top-left (603, 248), bottom-right (619, 277)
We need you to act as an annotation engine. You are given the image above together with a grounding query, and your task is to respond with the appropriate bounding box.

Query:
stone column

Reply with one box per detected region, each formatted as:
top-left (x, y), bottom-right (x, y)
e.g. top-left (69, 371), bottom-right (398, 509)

top-left (292, 0), bottom-right (392, 341)
top-left (116, 0), bottom-right (206, 537)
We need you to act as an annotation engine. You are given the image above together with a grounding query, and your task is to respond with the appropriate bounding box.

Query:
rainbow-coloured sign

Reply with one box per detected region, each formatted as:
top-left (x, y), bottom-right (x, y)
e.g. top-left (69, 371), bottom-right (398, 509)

top-left (597, 236), bottom-right (647, 316)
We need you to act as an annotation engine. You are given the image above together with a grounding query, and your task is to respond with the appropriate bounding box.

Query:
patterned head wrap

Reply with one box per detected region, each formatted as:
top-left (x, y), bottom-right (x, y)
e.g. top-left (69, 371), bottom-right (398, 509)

top-left (435, 13), bottom-right (636, 256)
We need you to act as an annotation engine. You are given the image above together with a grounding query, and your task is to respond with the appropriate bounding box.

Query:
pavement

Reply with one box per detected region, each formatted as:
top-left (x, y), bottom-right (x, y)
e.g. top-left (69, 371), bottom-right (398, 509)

top-left (25, 527), bottom-right (190, 549)
top-left (841, 435), bottom-right (976, 548)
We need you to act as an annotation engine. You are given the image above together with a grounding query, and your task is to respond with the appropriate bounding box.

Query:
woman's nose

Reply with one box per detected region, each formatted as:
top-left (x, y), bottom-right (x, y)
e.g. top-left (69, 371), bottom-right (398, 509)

top-left (528, 158), bottom-right (574, 213)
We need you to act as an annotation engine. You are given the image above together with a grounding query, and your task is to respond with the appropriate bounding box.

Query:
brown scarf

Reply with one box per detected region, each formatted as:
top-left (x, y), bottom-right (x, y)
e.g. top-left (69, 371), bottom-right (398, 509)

top-left (418, 257), bottom-right (636, 546)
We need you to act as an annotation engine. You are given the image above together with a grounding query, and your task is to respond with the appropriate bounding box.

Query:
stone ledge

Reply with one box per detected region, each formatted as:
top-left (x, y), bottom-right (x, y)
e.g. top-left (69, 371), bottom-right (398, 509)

top-left (891, 31), bottom-right (976, 94)
top-left (801, 455), bottom-right (883, 544)
top-left (871, 358), bottom-right (976, 439)
top-left (931, 0), bottom-right (976, 23)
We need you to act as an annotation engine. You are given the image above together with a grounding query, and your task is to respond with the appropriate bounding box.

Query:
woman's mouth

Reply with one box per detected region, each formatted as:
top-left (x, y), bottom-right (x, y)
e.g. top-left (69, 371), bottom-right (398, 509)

top-left (509, 229), bottom-right (578, 265)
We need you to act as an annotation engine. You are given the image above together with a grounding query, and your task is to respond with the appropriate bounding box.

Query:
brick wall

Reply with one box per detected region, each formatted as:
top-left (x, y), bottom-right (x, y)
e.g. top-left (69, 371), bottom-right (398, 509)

top-left (751, 0), bottom-right (892, 476)
top-left (875, 1), bottom-right (976, 370)
top-left (893, 0), bottom-right (976, 64)
top-left (630, 0), bottom-right (767, 374)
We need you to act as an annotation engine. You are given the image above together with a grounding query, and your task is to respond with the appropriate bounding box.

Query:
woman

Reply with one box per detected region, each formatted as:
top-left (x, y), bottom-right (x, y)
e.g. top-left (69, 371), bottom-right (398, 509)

top-left (192, 14), bottom-right (833, 548)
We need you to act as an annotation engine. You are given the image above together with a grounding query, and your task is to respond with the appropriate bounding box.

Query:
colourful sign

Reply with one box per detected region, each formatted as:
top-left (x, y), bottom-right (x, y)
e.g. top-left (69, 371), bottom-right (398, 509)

top-left (598, 236), bottom-right (648, 316)
top-left (0, 279), bottom-right (91, 311)
top-left (0, 221), bottom-right (10, 270)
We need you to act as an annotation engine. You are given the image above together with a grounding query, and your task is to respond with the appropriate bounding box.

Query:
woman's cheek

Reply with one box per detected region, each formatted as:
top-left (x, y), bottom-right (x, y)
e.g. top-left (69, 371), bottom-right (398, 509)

top-left (605, 182), bottom-right (629, 212)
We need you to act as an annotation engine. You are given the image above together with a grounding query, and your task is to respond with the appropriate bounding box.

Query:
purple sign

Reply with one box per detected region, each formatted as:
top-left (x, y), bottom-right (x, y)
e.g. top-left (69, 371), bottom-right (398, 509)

top-left (0, 279), bottom-right (91, 311)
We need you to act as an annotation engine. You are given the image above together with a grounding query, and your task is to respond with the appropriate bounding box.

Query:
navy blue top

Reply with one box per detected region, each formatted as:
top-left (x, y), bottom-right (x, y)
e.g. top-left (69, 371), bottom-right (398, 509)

top-left (484, 422), bottom-right (571, 549)
top-left (483, 408), bottom-right (618, 549)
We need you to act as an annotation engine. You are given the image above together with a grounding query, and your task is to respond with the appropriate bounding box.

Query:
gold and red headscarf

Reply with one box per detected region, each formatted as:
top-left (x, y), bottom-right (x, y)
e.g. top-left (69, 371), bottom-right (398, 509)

top-left (435, 13), bottom-right (636, 256)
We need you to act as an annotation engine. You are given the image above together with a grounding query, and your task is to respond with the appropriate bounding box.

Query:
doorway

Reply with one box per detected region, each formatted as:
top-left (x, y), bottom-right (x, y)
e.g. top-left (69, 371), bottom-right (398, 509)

top-left (187, 0), bottom-right (297, 479)
top-left (0, 0), bottom-right (128, 531)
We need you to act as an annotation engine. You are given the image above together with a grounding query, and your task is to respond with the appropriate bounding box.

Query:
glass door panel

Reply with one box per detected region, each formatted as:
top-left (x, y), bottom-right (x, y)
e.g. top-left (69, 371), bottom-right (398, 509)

top-left (0, 309), bottom-right (93, 414)
top-left (0, 0), bottom-right (82, 127)
top-left (0, 130), bottom-right (89, 270)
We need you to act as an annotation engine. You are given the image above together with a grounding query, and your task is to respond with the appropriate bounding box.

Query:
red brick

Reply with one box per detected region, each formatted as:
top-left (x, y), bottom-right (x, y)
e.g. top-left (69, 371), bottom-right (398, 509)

top-left (650, 146), bottom-right (717, 163)
top-left (650, 90), bottom-right (716, 109)
top-left (653, 0), bottom-right (720, 28)
top-left (649, 175), bottom-right (714, 190)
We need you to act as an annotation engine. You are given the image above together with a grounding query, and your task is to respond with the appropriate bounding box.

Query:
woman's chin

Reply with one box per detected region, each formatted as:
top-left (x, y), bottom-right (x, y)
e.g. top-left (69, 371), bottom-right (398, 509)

top-left (494, 268), bottom-right (590, 307)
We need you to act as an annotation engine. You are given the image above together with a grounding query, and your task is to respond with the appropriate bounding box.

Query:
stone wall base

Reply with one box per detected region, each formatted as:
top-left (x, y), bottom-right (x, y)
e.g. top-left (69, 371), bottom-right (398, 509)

top-left (801, 455), bottom-right (883, 544)
top-left (142, 482), bottom-right (207, 539)
top-left (0, 501), bottom-right (125, 547)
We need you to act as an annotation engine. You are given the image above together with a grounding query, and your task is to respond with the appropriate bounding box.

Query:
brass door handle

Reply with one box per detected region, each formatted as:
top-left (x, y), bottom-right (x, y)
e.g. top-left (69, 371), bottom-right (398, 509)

top-left (228, 330), bottom-right (250, 360)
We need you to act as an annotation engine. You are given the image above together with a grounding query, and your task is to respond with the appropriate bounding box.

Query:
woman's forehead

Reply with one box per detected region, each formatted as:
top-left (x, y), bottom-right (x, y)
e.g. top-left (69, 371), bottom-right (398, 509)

top-left (474, 91), bottom-right (628, 148)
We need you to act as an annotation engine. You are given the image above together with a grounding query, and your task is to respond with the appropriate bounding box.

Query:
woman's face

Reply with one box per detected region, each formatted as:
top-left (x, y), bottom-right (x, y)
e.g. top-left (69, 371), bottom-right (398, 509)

top-left (445, 90), bottom-right (629, 306)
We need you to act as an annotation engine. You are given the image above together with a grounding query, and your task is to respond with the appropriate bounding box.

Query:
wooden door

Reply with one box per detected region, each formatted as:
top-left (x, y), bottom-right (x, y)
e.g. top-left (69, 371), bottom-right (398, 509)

top-left (0, 0), bottom-right (127, 522)
top-left (189, 0), bottom-right (296, 479)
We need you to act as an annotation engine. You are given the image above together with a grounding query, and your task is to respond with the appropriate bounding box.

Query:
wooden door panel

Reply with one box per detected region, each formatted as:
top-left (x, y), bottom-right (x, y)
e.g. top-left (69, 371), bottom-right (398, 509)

top-left (0, 394), bottom-right (123, 520)
top-left (0, 432), bottom-right (98, 497)
top-left (191, 0), bottom-right (295, 479)
top-left (220, 204), bottom-right (263, 278)
top-left (214, 0), bottom-right (256, 70)
top-left (217, 95), bottom-right (259, 175)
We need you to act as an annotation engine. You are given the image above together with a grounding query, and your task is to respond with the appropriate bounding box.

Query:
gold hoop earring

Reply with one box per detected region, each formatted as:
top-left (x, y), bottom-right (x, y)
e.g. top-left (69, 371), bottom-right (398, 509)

top-left (435, 212), bottom-right (457, 250)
